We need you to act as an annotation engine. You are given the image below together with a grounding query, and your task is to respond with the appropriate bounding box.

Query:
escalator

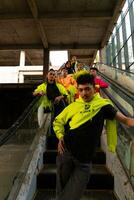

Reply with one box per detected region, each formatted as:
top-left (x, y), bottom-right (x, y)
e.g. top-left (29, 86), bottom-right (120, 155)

top-left (33, 70), bottom-right (134, 200)
top-left (34, 134), bottom-right (117, 200)
top-left (0, 75), bottom-right (134, 200)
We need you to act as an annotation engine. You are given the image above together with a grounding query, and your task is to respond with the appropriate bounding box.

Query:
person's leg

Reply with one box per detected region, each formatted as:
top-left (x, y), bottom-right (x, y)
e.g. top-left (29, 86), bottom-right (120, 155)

top-left (37, 106), bottom-right (47, 128)
top-left (56, 150), bottom-right (74, 198)
top-left (56, 159), bottom-right (91, 200)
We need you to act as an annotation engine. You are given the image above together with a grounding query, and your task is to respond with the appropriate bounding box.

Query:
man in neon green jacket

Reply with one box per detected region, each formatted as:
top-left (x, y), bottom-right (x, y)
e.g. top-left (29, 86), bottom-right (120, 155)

top-left (33, 69), bottom-right (68, 128)
top-left (53, 73), bottom-right (134, 200)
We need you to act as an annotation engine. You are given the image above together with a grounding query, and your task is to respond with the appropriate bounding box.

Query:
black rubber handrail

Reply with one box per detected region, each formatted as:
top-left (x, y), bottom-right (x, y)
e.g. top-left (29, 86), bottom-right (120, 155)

top-left (101, 88), bottom-right (134, 140)
top-left (99, 71), bottom-right (134, 102)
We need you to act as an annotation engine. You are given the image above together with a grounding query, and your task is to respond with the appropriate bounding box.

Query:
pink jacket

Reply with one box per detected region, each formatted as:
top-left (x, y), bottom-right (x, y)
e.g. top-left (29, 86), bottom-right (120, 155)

top-left (94, 77), bottom-right (109, 88)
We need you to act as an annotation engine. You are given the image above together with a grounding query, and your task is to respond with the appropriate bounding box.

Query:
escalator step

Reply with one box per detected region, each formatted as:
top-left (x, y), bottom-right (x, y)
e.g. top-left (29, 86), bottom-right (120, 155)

top-left (37, 164), bottom-right (114, 190)
top-left (34, 189), bottom-right (117, 200)
top-left (43, 149), bottom-right (106, 165)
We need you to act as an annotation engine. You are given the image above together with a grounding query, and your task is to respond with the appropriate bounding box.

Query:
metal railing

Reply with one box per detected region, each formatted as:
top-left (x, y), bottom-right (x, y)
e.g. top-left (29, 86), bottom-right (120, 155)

top-left (101, 81), bottom-right (134, 189)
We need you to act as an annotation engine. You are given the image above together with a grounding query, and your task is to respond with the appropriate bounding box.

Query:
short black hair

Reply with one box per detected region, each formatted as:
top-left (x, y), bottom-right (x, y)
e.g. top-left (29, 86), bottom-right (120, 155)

top-left (48, 68), bottom-right (55, 72)
top-left (76, 73), bottom-right (95, 86)
top-left (90, 67), bottom-right (98, 72)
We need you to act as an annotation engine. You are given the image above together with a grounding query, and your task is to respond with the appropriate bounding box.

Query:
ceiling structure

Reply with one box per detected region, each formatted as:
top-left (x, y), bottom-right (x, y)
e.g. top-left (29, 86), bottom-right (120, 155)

top-left (0, 0), bottom-right (125, 66)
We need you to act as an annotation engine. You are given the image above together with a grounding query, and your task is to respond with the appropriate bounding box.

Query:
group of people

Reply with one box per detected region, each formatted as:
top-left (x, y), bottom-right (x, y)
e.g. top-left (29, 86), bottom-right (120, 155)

top-left (33, 61), bottom-right (108, 128)
top-left (33, 60), bottom-right (134, 200)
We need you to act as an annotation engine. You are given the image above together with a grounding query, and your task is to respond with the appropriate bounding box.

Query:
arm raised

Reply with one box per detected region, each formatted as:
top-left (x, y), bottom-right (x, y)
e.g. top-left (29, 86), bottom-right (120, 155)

top-left (115, 111), bottom-right (134, 127)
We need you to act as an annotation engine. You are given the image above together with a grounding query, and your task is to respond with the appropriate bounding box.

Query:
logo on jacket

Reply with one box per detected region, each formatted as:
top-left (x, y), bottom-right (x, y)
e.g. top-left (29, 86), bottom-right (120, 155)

top-left (85, 104), bottom-right (90, 110)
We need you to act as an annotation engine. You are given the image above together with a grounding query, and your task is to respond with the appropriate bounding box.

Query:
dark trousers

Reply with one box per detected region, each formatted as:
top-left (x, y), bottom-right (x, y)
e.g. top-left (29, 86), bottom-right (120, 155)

top-left (56, 150), bottom-right (91, 200)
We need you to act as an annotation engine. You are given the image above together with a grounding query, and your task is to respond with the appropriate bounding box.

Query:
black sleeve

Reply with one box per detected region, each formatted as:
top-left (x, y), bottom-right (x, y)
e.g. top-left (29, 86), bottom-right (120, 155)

top-left (102, 104), bottom-right (117, 120)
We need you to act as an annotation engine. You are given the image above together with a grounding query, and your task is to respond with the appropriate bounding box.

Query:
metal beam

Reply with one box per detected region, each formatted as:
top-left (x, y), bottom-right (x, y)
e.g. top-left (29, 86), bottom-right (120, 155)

top-left (27, 0), bottom-right (48, 48)
top-left (121, 13), bottom-right (129, 70)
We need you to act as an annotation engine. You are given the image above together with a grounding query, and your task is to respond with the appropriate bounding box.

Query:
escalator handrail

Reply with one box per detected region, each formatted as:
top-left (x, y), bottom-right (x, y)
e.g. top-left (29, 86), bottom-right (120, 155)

top-left (99, 71), bottom-right (134, 102)
top-left (101, 88), bottom-right (134, 141)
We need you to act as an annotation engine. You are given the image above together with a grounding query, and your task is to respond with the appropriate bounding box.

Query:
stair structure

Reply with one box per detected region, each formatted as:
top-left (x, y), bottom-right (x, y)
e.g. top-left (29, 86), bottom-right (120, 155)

top-left (34, 135), bottom-right (118, 200)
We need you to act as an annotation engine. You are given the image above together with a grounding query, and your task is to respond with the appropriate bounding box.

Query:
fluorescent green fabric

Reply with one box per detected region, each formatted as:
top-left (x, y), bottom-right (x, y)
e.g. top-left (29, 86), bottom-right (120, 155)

top-left (67, 85), bottom-right (77, 103)
top-left (53, 93), bottom-right (117, 152)
top-left (34, 82), bottom-right (68, 110)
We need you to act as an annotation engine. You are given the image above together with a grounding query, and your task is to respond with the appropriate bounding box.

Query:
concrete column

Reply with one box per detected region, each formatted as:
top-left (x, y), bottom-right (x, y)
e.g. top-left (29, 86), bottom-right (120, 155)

top-left (19, 50), bottom-right (25, 67)
top-left (18, 50), bottom-right (25, 83)
top-left (43, 48), bottom-right (49, 80)
top-left (99, 49), bottom-right (102, 64)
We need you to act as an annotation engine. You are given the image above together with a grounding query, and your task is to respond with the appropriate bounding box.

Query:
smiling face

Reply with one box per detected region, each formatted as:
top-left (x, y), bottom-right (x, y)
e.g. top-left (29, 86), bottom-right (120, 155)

top-left (77, 83), bottom-right (95, 102)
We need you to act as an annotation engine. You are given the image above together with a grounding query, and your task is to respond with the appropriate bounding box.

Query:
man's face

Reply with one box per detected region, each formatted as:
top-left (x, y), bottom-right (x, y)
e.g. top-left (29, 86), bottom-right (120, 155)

top-left (77, 83), bottom-right (95, 102)
top-left (90, 69), bottom-right (97, 77)
top-left (47, 71), bottom-right (55, 83)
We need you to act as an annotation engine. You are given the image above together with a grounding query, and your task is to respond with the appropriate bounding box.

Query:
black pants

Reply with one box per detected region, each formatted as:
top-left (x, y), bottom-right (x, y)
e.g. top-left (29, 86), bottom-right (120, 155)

top-left (56, 150), bottom-right (91, 200)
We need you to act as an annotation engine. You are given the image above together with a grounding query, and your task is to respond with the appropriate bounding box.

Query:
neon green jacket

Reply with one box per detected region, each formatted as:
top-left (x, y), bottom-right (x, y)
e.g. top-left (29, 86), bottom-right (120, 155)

top-left (53, 93), bottom-right (117, 152)
top-left (34, 82), bottom-right (68, 110)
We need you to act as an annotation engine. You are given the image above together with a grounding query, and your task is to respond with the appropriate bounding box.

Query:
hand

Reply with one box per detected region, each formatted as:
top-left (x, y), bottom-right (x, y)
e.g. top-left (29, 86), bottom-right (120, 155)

top-left (39, 91), bottom-right (45, 96)
top-left (54, 96), bottom-right (63, 104)
top-left (95, 84), bottom-right (100, 89)
top-left (58, 138), bottom-right (65, 154)
top-left (33, 91), bottom-right (45, 96)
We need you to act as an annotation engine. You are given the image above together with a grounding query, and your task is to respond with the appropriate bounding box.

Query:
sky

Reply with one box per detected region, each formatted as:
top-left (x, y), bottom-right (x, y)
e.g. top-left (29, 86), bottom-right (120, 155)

top-left (49, 50), bottom-right (68, 69)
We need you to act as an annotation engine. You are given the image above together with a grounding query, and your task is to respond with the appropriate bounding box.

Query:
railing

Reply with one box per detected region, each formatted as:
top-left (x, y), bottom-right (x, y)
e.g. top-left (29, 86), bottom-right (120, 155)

top-left (96, 63), bottom-right (134, 93)
top-left (0, 96), bottom-right (51, 200)
top-left (101, 83), bottom-right (134, 189)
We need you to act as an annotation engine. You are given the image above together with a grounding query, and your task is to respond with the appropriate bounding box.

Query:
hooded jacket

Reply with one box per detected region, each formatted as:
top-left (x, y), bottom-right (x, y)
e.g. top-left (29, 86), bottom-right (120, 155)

top-left (53, 93), bottom-right (117, 155)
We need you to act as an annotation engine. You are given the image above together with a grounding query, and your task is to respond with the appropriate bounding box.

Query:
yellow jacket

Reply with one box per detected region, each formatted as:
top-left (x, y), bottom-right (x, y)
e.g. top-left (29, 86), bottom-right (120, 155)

top-left (34, 82), bottom-right (68, 110)
top-left (53, 93), bottom-right (117, 152)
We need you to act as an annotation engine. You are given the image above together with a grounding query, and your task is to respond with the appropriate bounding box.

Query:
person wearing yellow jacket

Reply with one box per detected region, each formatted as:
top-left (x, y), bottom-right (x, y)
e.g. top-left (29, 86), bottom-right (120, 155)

top-left (53, 73), bottom-right (134, 200)
top-left (33, 69), bottom-right (68, 128)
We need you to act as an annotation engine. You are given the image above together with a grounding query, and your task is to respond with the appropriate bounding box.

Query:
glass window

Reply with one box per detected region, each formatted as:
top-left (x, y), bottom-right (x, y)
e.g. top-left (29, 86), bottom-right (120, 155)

top-left (121, 47), bottom-right (125, 69)
top-left (116, 51), bottom-right (122, 68)
top-left (117, 15), bottom-right (121, 26)
top-left (122, 0), bottom-right (128, 14)
top-left (104, 0), bottom-right (134, 72)
top-left (114, 36), bottom-right (118, 56)
top-left (129, 63), bottom-right (134, 73)
top-left (119, 25), bottom-right (124, 48)
top-left (109, 43), bottom-right (113, 65)
top-left (112, 27), bottom-right (116, 36)
top-left (115, 56), bottom-right (119, 68)
top-left (125, 12), bottom-right (131, 39)
top-left (127, 37), bottom-right (134, 64)
top-left (109, 36), bottom-right (112, 43)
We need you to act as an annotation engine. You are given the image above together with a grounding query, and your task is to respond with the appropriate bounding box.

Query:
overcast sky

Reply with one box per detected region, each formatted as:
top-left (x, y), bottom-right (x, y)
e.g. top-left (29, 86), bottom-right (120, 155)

top-left (50, 50), bottom-right (68, 69)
